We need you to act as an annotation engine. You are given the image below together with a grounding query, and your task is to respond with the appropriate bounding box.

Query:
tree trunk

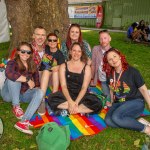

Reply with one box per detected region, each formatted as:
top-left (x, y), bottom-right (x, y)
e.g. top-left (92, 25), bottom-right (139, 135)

top-left (5, 0), bottom-right (69, 54)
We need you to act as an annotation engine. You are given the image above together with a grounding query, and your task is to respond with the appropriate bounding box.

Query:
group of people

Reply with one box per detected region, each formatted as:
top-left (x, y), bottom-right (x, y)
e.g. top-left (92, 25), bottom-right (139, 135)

top-left (1, 23), bottom-right (150, 138)
top-left (127, 20), bottom-right (150, 42)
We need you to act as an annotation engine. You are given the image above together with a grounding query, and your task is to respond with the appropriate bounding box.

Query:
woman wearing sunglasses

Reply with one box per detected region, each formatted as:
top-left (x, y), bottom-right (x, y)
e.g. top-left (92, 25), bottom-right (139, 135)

top-left (1, 42), bottom-right (44, 134)
top-left (38, 32), bottom-right (65, 115)
top-left (48, 42), bottom-right (102, 116)
top-left (103, 48), bottom-right (150, 135)
top-left (60, 23), bottom-right (92, 65)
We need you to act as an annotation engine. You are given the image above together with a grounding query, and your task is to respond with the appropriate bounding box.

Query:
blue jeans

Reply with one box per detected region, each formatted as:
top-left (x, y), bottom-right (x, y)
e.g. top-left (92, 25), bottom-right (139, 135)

top-left (101, 81), bottom-right (111, 100)
top-left (1, 79), bottom-right (44, 121)
top-left (105, 99), bottom-right (145, 131)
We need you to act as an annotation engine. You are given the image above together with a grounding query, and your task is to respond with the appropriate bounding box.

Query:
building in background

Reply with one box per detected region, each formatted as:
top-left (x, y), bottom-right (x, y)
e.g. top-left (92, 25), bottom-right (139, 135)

top-left (68, 0), bottom-right (150, 29)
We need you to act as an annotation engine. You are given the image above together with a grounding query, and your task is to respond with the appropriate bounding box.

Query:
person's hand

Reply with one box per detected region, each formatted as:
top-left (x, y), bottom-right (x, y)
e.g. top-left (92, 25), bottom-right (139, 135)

top-left (106, 101), bottom-right (112, 107)
top-left (68, 100), bottom-right (78, 114)
top-left (90, 79), bottom-right (96, 87)
top-left (27, 80), bottom-right (35, 89)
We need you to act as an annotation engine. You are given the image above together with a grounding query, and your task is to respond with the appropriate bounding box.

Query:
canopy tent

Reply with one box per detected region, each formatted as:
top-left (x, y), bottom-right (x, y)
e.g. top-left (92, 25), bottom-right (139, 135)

top-left (0, 0), bottom-right (10, 43)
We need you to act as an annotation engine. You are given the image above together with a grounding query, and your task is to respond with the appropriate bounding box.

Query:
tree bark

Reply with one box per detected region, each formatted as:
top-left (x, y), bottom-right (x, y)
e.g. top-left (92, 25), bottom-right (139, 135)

top-left (5, 0), bottom-right (69, 54)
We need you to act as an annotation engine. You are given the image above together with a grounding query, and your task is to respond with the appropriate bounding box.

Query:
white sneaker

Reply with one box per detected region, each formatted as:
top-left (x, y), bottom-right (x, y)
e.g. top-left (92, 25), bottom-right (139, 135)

top-left (138, 118), bottom-right (150, 126)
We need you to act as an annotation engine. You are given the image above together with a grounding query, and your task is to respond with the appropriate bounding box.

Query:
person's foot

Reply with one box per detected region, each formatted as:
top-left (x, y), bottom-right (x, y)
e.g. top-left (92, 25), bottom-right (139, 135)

top-left (144, 125), bottom-right (150, 136)
top-left (14, 120), bottom-right (33, 135)
top-left (12, 105), bottom-right (24, 119)
top-left (80, 113), bottom-right (90, 117)
top-left (55, 109), bottom-right (69, 117)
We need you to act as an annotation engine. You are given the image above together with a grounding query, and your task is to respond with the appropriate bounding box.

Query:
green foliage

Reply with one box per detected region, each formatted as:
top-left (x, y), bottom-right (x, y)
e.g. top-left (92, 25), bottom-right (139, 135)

top-left (0, 31), bottom-right (150, 149)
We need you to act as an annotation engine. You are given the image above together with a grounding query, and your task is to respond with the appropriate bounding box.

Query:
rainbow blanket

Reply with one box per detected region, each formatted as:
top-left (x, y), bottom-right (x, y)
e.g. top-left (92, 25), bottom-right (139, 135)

top-left (30, 83), bottom-right (150, 140)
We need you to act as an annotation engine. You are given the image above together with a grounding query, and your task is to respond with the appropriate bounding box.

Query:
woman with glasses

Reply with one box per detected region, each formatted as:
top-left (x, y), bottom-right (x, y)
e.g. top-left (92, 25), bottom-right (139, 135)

top-left (38, 32), bottom-right (65, 115)
top-left (60, 23), bottom-right (92, 65)
top-left (1, 42), bottom-right (44, 135)
top-left (103, 48), bottom-right (150, 135)
top-left (48, 42), bottom-right (102, 116)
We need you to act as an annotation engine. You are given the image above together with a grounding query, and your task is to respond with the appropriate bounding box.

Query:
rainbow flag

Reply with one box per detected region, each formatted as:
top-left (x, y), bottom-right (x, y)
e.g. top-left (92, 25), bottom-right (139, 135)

top-left (30, 83), bottom-right (150, 140)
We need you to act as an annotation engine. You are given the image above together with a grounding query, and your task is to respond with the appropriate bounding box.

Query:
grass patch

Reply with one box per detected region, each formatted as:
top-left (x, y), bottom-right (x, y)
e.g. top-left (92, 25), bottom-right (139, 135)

top-left (0, 31), bottom-right (150, 149)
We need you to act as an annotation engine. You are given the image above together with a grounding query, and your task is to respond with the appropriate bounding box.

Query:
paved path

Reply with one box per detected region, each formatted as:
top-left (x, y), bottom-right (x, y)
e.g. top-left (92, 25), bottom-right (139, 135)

top-left (81, 27), bottom-right (126, 33)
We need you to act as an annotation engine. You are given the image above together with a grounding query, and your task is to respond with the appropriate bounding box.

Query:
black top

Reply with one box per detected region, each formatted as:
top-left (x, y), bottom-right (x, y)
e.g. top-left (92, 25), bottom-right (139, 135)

top-left (39, 45), bottom-right (65, 71)
top-left (107, 66), bottom-right (145, 102)
top-left (65, 62), bottom-right (86, 99)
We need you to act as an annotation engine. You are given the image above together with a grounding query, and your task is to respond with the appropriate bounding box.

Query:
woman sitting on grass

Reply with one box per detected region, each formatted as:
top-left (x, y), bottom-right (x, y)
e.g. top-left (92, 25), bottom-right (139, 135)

top-left (48, 42), bottom-right (102, 116)
top-left (60, 23), bottom-right (92, 65)
top-left (103, 48), bottom-right (150, 135)
top-left (1, 42), bottom-right (43, 135)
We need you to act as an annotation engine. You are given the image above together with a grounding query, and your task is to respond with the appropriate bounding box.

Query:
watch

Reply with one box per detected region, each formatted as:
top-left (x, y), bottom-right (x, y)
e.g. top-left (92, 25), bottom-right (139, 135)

top-left (26, 76), bottom-right (30, 83)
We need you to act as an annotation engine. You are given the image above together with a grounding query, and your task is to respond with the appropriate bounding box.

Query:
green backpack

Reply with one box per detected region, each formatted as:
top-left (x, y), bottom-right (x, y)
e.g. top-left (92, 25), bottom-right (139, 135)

top-left (36, 122), bottom-right (70, 150)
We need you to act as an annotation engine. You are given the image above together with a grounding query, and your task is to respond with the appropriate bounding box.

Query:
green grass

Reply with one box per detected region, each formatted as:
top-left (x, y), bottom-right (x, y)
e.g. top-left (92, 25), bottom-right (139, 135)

top-left (0, 31), bottom-right (150, 150)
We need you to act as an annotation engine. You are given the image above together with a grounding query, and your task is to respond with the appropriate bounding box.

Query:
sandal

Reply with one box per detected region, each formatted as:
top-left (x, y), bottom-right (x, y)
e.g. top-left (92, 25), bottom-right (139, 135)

top-left (138, 118), bottom-right (150, 126)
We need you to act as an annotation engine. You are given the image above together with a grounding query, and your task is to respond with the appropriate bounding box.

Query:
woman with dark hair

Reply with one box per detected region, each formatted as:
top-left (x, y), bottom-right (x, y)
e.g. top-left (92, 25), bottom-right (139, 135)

top-left (60, 23), bottom-right (92, 65)
top-left (48, 42), bottom-right (102, 116)
top-left (38, 32), bottom-right (65, 115)
top-left (1, 42), bottom-right (44, 134)
top-left (137, 20), bottom-right (148, 41)
top-left (103, 48), bottom-right (150, 135)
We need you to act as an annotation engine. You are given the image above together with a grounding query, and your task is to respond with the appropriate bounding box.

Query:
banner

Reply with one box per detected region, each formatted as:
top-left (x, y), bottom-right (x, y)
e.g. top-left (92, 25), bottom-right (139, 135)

top-left (0, 0), bottom-right (10, 43)
top-left (68, 6), bottom-right (97, 18)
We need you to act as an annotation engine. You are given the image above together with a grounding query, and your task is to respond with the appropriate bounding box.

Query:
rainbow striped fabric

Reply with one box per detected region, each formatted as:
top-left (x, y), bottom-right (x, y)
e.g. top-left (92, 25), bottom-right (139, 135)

top-left (30, 83), bottom-right (150, 140)
top-left (30, 108), bottom-right (108, 140)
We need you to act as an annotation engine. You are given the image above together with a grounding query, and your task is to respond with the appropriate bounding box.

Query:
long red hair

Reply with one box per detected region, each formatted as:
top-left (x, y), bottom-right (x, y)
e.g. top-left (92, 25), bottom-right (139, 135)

top-left (66, 23), bottom-right (83, 51)
top-left (103, 48), bottom-right (129, 77)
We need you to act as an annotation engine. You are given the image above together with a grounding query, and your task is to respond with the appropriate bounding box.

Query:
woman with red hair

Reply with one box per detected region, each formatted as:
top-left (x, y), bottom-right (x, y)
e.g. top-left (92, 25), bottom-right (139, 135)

top-left (60, 23), bottom-right (92, 65)
top-left (103, 48), bottom-right (150, 135)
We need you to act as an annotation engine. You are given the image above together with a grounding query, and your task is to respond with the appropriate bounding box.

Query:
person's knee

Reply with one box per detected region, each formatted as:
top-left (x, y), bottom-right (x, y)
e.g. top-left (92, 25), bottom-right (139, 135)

top-left (36, 88), bottom-right (44, 99)
top-left (105, 115), bottom-right (113, 126)
top-left (111, 113), bottom-right (122, 125)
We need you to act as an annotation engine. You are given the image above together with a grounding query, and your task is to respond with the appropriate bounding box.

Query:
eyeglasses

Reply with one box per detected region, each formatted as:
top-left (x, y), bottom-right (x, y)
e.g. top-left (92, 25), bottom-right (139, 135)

top-left (48, 39), bottom-right (57, 42)
top-left (20, 50), bottom-right (32, 55)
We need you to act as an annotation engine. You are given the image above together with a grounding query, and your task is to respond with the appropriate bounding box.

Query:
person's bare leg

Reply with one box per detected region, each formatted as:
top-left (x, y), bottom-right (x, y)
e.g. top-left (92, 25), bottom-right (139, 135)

top-left (78, 104), bottom-right (93, 114)
top-left (52, 70), bottom-right (59, 93)
top-left (41, 70), bottom-right (51, 95)
top-left (38, 70), bottom-right (51, 115)
top-left (57, 101), bottom-right (68, 109)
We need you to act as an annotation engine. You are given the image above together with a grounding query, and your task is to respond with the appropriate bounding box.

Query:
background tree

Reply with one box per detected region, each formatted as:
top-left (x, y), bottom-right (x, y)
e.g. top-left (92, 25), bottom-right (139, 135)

top-left (5, 0), bottom-right (69, 54)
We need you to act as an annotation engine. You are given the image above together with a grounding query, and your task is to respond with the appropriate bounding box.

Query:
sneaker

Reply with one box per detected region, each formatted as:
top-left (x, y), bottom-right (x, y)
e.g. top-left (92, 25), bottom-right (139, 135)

top-left (14, 120), bottom-right (33, 135)
top-left (28, 122), bottom-right (33, 127)
top-left (80, 113), bottom-right (90, 117)
top-left (138, 118), bottom-right (150, 126)
top-left (12, 106), bottom-right (24, 119)
top-left (37, 100), bottom-right (46, 116)
top-left (55, 109), bottom-right (69, 117)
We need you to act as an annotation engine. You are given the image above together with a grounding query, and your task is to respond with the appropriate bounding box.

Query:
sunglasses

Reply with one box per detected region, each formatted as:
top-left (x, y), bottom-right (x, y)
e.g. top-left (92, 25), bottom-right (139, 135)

top-left (20, 50), bottom-right (32, 55)
top-left (48, 39), bottom-right (57, 42)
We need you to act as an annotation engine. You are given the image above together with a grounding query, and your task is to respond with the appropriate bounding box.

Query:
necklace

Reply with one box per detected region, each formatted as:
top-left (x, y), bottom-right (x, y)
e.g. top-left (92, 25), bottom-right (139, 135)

top-left (113, 69), bottom-right (123, 100)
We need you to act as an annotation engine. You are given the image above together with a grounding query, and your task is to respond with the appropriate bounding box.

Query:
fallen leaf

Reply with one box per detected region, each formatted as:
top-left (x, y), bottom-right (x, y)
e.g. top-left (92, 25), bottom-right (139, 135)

top-left (134, 139), bottom-right (140, 147)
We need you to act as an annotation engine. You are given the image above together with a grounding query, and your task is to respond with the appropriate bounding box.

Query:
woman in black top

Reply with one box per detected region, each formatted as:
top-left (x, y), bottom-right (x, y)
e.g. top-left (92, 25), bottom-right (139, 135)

top-left (48, 42), bottom-right (102, 115)
top-left (103, 48), bottom-right (150, 135)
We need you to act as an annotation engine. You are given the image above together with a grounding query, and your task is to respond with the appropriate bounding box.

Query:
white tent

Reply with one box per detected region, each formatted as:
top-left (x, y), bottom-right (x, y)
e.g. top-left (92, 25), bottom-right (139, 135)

top-left (0, 0), bottom-right (10, 43)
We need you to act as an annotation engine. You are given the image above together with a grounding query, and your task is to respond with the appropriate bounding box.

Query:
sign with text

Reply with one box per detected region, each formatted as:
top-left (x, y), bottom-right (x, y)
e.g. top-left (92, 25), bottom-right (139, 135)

top-left (68, 5), bottom-right (97, 18)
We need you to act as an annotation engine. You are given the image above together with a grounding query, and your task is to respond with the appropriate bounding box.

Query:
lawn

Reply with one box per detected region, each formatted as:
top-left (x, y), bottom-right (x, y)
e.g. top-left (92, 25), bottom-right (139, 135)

top-left (0, 31), bottom-right (150, 150)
